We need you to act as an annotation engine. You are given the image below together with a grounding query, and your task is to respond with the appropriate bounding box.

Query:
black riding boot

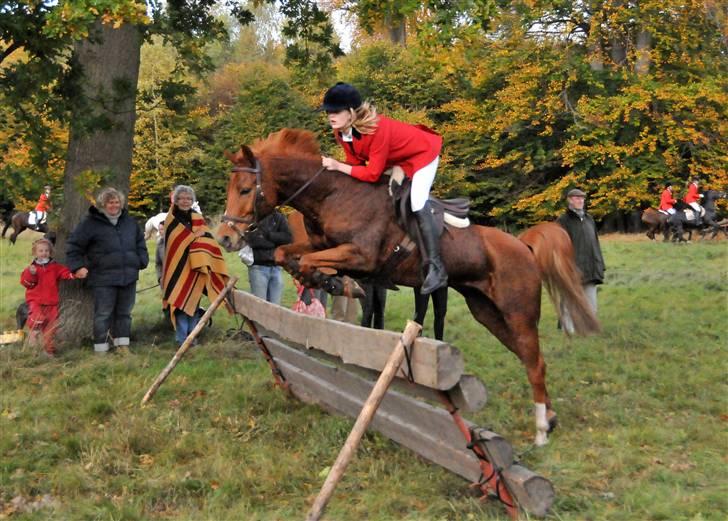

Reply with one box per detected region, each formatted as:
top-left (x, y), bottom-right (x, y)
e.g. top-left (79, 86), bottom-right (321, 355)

top-left (414, 202), bottom-right (448, 295)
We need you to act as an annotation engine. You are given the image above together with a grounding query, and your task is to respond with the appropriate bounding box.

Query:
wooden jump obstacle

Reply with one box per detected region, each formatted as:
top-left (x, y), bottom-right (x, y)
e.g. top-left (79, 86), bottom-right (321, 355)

top-left (231, 289), bottom-right (555, 519)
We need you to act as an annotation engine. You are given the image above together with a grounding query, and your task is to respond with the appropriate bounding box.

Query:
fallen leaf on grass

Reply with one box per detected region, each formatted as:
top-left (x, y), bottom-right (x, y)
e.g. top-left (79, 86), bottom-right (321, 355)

top-left (669, 461), bottom-right (696, 471)
top-left (1, 409), bottom-right (18, 420)
top-left (318, 466), bottom-right (331, 478)
top-left (139, 454), bottom-right (155, 467)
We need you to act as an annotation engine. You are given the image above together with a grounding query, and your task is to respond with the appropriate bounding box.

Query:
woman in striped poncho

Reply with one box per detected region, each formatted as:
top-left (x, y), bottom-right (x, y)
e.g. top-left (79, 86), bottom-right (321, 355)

top-left (162, 186), bottom-right (230, 346)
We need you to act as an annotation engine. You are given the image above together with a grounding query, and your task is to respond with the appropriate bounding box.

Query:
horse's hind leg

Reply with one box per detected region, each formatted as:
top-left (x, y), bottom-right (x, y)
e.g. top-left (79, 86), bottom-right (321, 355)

top-left (460, 289), bottom-right (553, 446)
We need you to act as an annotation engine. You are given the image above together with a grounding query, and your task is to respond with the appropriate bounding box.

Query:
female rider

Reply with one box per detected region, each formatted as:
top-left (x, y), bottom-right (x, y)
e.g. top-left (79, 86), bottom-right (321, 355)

top-left (319, 82), bottom-right (447, 295)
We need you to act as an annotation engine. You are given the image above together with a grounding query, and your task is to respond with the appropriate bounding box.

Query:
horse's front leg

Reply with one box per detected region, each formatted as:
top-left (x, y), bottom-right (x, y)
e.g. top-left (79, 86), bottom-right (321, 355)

top-left (274, 242), bottom-right (316, 269)
top-left (298, 242), bottom-right (375, 274)
top-left (296, 243), bottom-right (376, 298)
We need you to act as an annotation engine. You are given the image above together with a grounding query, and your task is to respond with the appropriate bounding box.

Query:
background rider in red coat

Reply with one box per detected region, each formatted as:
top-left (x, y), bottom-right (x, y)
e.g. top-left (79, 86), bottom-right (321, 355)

top-left (683, 178), bottom-right (703, 224)
top-left (659, 183), bottom-right (677, 215)
top-left (32, 185), bottom-right (51, 229)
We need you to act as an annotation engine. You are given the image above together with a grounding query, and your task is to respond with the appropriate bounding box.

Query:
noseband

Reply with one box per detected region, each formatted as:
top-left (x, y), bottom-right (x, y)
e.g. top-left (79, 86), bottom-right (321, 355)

top-left (221, 160), bottom-right (265, 233)
top-left (221, 159), bottom-right (326, 236)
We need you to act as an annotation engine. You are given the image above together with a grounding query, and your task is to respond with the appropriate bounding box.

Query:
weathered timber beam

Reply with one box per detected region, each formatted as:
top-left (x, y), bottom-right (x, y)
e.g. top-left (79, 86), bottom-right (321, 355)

top-left (232, 289), bottom-right (463, 389)
top-left (263, 338), bottom-right (554, 516)
top-left (282, 344), bottom-right (488, 413)
top-left (501, 464), bottom-right (555, 518)
top-left (263, 337), bottom-right (482, 481)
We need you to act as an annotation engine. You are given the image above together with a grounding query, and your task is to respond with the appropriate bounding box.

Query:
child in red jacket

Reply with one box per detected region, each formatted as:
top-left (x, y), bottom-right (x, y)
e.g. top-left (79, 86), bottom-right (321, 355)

top-left (20, 238), bottom-right (75, 356)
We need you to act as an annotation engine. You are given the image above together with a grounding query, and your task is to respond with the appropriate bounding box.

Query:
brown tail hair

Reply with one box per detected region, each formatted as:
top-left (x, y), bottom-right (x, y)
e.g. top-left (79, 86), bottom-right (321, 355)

top-left (519, 222), bottom-right (601, 336)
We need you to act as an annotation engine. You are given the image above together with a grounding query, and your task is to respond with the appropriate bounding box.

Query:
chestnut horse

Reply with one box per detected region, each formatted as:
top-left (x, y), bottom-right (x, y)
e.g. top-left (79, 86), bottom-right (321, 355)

top-left (216, 129), bottom-right (600, 445)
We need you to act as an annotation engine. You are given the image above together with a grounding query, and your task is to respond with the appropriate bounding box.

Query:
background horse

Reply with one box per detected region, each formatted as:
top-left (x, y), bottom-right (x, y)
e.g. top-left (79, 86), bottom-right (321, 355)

top-left (669, 190), bottom-right (727, 242)
top-left (1, 211), bottom-right (49, 244)
top-left (0, 199), bottom-right (14, 232)
top-left (641, 208), bottom-right (670, 241)
top-left (144, 212), bottom-right (168, 240)
top-left (215, 128), bottom-right (600, 446)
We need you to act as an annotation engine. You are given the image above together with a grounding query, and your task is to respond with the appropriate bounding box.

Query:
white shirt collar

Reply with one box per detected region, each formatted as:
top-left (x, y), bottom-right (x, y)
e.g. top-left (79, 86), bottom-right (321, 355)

top-left (341, 129), bottom-right (353, 142)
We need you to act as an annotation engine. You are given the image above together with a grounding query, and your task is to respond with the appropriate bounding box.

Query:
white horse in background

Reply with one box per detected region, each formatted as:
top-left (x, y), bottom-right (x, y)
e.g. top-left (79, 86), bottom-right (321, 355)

top-left (144, 202), bottom-right (203, 240)
top-left (144, 212), bottom-right (167, 240)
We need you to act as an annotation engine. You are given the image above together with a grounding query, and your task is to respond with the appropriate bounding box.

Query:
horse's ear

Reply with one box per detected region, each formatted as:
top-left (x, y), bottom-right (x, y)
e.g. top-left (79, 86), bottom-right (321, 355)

top-left (240, 144), bottom-right (257, 166)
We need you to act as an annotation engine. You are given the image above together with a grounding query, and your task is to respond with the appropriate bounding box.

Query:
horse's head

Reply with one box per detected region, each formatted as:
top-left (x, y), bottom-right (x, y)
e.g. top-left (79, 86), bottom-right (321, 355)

top-left (215, 145), bottom-right (275, 251)
top-left (215, 129), bottom-right (323, 251)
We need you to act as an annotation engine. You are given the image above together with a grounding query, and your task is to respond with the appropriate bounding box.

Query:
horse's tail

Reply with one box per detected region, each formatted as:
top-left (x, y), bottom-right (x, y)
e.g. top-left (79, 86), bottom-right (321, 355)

top-left (519, 222), bottom-right (601, 336)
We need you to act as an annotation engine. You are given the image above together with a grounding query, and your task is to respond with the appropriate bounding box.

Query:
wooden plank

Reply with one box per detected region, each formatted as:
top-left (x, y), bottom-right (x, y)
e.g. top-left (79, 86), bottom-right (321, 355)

top-left (501, 464), bottom-right (555, 517)
top-left (263, 337), bottom-right (483, 482)
top-left (298, 347), bottom-right (488, 414)
top-left (447, 375), bottom-right (488, 413)
top-left (306, 320), bottom-right (422, 521)
top-left (469, 427), bottom-right (514, 471)
top-left (233, 289), bottom-right (463, 390)
top-left (266, 338), bottom-right (555, 517)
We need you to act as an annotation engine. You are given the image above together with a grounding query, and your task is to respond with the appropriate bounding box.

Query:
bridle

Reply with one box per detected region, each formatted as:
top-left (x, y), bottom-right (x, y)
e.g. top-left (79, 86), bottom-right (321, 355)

top-left (221, 158), bottom-right (326, 236)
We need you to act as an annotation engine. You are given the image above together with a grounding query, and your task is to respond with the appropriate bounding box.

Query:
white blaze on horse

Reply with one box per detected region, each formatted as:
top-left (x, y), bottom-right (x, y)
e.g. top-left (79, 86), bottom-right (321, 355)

top-left (144, 212), bottom-right (168, 240)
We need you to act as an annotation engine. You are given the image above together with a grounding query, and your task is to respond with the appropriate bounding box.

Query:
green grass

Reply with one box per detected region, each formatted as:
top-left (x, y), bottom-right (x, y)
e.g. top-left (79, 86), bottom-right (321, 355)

top-left (1, 230), bottom-right (726, 520)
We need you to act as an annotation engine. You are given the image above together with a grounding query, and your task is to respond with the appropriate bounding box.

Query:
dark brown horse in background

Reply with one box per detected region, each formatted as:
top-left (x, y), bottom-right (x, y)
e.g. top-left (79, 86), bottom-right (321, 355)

top-left (641, 208), bottom-right (670, 241)
top-left (216, 129), bottom-right (600, 445)
top-left (1, 211), bottom-right (49, 244)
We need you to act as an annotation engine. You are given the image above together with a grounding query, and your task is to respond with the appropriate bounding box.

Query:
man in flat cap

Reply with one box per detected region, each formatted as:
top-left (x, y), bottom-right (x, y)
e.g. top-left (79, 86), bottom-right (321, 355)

top-left (557, 188), bottom-right (605, 334)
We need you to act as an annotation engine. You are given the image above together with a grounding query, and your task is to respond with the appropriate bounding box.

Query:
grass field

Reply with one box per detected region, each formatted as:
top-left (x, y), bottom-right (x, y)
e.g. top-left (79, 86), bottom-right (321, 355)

top-left (0, 230), bottom-right (726, 520)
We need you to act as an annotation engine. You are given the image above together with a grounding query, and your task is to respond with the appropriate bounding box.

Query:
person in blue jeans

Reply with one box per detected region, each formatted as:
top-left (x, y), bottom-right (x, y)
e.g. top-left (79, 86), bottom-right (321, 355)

top-left (244, 210), bottom-right (292, 304)
top-left (66, 187), bottom-right (148, 352)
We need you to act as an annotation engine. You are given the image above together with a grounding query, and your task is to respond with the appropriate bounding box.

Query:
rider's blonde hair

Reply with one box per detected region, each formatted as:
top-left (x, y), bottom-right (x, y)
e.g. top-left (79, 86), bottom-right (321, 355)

top-left (350, 101), bottom-right (379, 135)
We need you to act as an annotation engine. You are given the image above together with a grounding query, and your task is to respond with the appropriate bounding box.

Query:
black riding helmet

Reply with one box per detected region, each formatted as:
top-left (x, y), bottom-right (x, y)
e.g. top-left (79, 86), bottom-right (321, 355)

top-left (320, 82), bottom-right (362, 112)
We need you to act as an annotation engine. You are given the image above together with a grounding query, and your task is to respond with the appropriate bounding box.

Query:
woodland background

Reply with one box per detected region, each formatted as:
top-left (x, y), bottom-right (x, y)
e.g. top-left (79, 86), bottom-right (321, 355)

top-left (1, 0), bottom-right (726, 232)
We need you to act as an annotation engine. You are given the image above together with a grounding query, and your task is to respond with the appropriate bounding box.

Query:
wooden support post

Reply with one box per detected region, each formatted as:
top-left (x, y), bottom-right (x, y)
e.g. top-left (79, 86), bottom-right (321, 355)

top-left (140, 276), bottom-right (238, 406)
top-left (305, 320), bottom-right (421, 521)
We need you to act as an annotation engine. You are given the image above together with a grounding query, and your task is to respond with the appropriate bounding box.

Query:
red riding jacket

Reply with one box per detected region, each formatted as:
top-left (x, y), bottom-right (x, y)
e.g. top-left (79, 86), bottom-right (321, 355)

top-left (35, 193), bottom-right (51, 212)
top-left (684, 183), bottom-right (701, 204)
top-left (334, 116), bottom-right (442, 182)
top-left (659, 189), bottom-right (676, 211)
top-left (20, 260), bottom-right (74, 305)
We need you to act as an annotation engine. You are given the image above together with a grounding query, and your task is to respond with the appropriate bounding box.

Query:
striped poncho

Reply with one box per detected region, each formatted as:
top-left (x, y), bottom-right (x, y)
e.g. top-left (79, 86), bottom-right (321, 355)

top-left (162, 209), bottom-right (230, 328)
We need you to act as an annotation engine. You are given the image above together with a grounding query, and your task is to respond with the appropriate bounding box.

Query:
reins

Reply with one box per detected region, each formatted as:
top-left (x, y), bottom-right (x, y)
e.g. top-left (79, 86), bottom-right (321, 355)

top-left (222, 159), bottom-right (326, 233)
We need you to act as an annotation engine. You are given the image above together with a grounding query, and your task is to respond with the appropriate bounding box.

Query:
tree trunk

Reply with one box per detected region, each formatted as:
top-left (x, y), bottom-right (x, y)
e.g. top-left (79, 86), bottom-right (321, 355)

top-left (383, 14), bottom-right (406, 46)
top-left (57, 20), bottom-right (142, 344)
top-left (609, 35), bottom-right (627, 67)
top-left (635, 29), bottom-right (651, 76)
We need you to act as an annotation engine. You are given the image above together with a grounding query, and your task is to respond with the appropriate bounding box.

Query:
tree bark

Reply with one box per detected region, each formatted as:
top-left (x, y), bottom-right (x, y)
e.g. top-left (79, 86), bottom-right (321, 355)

top-left (635, 29), bottom-right (651, 76)
top-left (383, 13), bottom-right (406, 46)
top-left (57, 20), bottom-right (142, 344)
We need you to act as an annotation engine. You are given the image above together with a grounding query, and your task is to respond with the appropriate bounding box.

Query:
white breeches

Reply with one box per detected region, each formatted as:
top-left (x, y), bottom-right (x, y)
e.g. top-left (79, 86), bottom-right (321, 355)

top-left (410, 156), bottom-right (440, 212)
top-left (688, 202), bottom-right (701, 213)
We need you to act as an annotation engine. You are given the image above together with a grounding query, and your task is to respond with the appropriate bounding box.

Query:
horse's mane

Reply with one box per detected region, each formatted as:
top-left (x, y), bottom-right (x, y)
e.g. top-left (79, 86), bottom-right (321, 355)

top-left (250, 128), bottom-right (321, 159)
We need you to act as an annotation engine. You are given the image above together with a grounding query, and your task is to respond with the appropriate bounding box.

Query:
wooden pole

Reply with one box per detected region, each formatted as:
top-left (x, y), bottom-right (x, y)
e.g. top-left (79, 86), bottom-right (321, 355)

top-left (306, 320), bottom-right (421, 521)
top-left (140, 276), bottom-right (238, 406)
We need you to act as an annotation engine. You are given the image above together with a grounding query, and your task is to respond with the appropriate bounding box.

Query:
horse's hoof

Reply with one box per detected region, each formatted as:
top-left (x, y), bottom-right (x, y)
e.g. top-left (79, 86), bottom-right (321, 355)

top-left (547, 411), bottom-right (558, 433)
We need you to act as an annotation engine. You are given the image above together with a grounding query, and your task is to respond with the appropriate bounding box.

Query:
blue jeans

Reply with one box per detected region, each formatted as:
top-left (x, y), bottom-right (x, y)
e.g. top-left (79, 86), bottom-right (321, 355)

top-left (174, 309), bottom-right (200, 345)
top-left (248, 265), bottom-right (284, 304)
top-left (92, 283), bottom-right (136, 344)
